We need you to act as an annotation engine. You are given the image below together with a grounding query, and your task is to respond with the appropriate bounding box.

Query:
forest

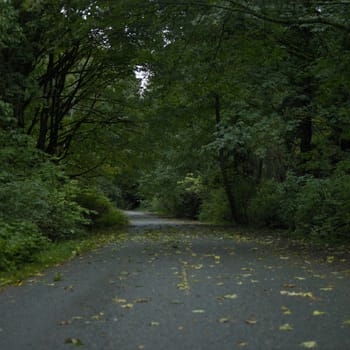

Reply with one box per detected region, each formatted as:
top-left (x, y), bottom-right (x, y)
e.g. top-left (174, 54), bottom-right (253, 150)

top-left (1, 0), bottom-right (350, 272)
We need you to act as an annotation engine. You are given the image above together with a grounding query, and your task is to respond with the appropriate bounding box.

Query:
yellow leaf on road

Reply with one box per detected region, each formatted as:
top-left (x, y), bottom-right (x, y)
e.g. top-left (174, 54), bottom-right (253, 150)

top-left (300, 341), bottom-right (317, 348)
top-left (281, 306), bottom-right (292, 315)
top-left (65, 338), bottom-right (84, 346)
top-left (113, 298), bottom-right (127, 303)
top-left (245, 319), bottom-right (257, 325)
top-left (280, 291), bottom-right (318, 300)
top-left (192, 309), bottom-right (205, 313)
top-left (134, 298), bottom-right (149, 303)
top-left (326, 256), bottom-right (335, 263)
top-left (223, 294), bottom-right (238, 300)
top-left (313, 310), bottom-right (327, 316)
top-left (237, 341), bottom-right (249, 347)
top-left (279, 323), bottom-right (293, 331)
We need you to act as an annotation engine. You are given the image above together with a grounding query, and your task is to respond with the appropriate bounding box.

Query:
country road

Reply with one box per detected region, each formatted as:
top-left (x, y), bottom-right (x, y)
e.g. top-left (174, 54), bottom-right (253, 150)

top-left (0, 212), bottom-right (349, 349)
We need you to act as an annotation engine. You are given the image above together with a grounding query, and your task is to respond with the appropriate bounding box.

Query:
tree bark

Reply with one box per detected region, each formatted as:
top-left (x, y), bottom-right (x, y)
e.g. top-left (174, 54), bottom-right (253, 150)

top-left (214, 94), bottom-right (239, 223)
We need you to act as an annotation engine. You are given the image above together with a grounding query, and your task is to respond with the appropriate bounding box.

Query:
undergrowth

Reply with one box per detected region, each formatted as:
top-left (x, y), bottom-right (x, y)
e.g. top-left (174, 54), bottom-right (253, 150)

top-left (0, 229), bottom-right (127, 290)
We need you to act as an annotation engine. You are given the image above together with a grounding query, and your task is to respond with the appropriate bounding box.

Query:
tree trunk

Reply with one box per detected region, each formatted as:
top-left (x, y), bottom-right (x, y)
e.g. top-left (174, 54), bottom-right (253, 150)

top-left (214, 94), bottom-right (239, 224)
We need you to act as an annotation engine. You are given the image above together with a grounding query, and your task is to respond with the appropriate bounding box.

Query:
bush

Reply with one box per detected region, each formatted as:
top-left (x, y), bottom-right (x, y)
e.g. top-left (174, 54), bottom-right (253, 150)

top-left (291, 174), bottom-right (350, 241)
top-left (248, 180), bottom-right (285, 227)
top-left (0, 220), bottom-right (48, 271)
top-left (139, 170), bottom-right (202, 219)
top-left (37, 181), bottom-right (90, 240)
top-left (0, 130), bottom-right (88, 241)
top-left (199, 187), bottom-right (231, 223)
top-left (250, 173), bottom-right (350, 241)
top-left (75, 189), bottom-right (128, 227)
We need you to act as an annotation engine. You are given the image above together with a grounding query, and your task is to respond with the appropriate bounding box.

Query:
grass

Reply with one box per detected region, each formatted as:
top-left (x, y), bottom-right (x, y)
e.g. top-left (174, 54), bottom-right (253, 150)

top-left (0, 229), bottom-right (127, 290)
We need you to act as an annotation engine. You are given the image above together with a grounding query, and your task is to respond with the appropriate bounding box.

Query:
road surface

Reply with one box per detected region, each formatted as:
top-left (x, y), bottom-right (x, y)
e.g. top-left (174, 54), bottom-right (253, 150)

top-left (0, 212), bottom-right (349, 349)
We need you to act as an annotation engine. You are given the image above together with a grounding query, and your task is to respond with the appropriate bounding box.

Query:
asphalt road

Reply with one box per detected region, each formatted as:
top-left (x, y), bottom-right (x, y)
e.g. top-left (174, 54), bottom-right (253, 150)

top-left (0, 212), bottom-right (349, 349)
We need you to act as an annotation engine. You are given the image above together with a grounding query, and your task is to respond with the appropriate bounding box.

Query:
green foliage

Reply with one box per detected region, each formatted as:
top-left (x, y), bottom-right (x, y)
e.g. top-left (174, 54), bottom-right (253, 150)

top-left (286, 174), bottom-right (350, 241)
top-left (75, 189), bottom-right (128, 227)
top-left (0, 130), bottom-right (88, 241)
top-left (248, 174), bottom-right (350, 241)
top-left (132, 1), bottom-right (350, 242)
top-left (199, 187), bottom-right (231, 224)
top-left (248, 180), bottom-right (285, 227)
top-left (0, 220), bottom-right (48, 271)
top-left (139, 169), bottom-right (202, 219)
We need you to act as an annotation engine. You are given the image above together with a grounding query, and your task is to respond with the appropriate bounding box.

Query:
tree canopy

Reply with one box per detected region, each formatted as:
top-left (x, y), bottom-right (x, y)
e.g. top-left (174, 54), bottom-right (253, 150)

top-left (1, 0), bottom-right (350, 270)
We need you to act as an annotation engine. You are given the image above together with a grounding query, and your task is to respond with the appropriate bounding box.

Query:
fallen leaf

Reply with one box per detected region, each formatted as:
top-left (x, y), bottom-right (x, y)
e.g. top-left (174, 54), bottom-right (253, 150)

top-left (237, 341), bottom-right (249, 347)
top-left (64, 338), bottom-right (84, 346)
top-left (218, 317), bottom-right (230, 323)
top-left (326, 256), bottom-right (335, 263)
top-left (279, 323), bottom-right (294, 331)
top-left (281, 306), bottom-right (292, 315)
top-left (91, 312), bottom-right (104, 320)
top-left (241, 267), bottom-right (253, 272)
top-left (295, 277), bottom-right (306, 281)
top-left (312, 310), bottom-right (327, 316)
top-left (300, 341), bottom-right (317, 348)
top-left (121, 303), bottom-right (134, 309)
top-left (280, 291), bottom-right (318, 300)
top-left (150, 321), bottom-right (160, 327)
top-left (245, 319), bottom-right (257, 325)
top-left (192, 309), bottom-right (205, 313)
top-left (134, 298), bottom-right (149, 303)
top-left (192, 264), bottom-right (203, 270)
top-left (223, 294), bottom-right (238, 300)
top-left (113, 298), bottom-right (127, 303)
top-left (283, 284), bottom-right (297, 289)
top-left (58, 320), bottom-right (72, 326)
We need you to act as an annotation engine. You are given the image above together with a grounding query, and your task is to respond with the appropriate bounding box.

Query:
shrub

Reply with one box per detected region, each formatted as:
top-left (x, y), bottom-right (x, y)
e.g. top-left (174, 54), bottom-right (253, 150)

top-left (0, 129), bottom-right (89, 241)
top-left (248, 180), bottom-right (285, 227)
top-left (199, 187), bottom-right (231, 223)
top-left (75, 189), bottom-right (128, 227)
top-left (139, 171), bottom-right (202, 219)
top-left (37, 181), bottom-right (90, 240)
top-left (291, 174), bottom-right (350, 241)
top-left (0, 220), bottom-right (48, 271)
